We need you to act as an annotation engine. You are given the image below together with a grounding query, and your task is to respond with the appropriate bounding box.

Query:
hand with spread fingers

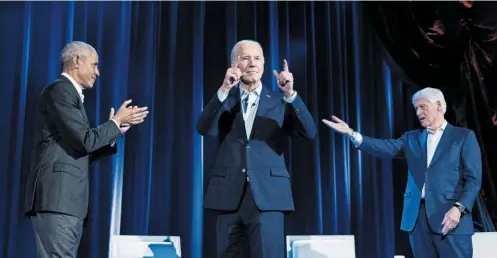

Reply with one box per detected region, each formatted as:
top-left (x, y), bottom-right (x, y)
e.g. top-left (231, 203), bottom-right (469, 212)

top-left (322, 115), bottom-right (353, 137)
top-left (272, 59), bottom-right (295, 98)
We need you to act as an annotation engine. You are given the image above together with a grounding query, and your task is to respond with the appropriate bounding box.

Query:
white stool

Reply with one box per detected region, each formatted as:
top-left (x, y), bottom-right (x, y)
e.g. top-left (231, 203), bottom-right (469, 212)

top-left (472, 232), bottom-right (497, 258)
top-left (286, 235), bottom-right (355, 258)
top-left (110, 235), bottom-right (181, 258)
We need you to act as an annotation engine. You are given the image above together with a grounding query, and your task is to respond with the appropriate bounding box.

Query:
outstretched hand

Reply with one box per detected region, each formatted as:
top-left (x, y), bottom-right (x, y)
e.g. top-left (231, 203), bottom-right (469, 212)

top-left (322, 116), bottom-right (352, 136)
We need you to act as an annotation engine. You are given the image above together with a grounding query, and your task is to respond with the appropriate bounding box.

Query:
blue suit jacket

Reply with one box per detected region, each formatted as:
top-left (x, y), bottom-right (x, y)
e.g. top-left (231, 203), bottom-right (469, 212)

top-left (359, 123), bottom-right (482, 234)
top-left (197, 85), bottom-right (316, 211)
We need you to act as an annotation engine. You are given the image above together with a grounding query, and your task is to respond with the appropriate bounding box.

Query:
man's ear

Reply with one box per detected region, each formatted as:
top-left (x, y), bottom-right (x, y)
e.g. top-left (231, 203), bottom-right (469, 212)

top-left (436, 100), bottom-right (442, 111)
top-left (73, 56), bottom-right (79, 68)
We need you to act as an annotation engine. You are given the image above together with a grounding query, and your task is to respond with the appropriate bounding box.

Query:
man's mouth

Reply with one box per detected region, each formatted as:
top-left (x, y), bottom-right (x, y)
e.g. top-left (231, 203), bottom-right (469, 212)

top-left (419, 117), bottom-right (425, 121)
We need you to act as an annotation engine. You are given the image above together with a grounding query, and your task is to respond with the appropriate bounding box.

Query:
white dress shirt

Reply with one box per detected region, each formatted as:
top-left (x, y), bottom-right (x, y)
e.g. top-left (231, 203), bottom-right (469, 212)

top-left (217, 83), bottom-right (297, 139)
top-left (61, 73), bottom-right (84, 103)
top-left (422, 120), bottom-right (448, 198)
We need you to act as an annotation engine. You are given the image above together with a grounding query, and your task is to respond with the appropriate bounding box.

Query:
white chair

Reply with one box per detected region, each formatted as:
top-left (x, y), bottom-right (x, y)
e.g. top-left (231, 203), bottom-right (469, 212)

top-left (472, 232), bottom-right (497, 258)
top-left (286, 235), bottom-right (355, 258)
top-left (110, 235), bottom-right (181, 258)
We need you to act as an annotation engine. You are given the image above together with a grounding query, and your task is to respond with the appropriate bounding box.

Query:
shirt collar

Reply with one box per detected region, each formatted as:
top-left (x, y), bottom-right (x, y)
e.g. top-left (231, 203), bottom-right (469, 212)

top-left (239, 82), bottom-right (262, 99)
top-left (427, 120), bottom-right (447, 134)
top-left (61, 72), bottom-right (84, 103)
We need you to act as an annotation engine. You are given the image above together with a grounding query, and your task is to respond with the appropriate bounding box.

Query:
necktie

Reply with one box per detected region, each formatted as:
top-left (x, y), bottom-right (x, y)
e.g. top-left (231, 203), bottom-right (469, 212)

top-left (242, 95), bottom-right (248, 113)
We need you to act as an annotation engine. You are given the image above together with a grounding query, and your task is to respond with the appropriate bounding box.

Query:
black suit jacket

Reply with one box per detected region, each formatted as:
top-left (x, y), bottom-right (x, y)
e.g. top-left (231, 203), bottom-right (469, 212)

top-left (24, 75), bottom-right (121, 219)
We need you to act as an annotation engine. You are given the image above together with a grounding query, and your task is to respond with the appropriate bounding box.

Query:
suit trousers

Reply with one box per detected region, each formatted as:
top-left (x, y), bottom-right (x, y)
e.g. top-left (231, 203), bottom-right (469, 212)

top-left (409, 201), bottom-right (473, 258)
top-left (31, 212), bottom-right (84, 258)
top-left (216, 181), bottom-right (285, 258)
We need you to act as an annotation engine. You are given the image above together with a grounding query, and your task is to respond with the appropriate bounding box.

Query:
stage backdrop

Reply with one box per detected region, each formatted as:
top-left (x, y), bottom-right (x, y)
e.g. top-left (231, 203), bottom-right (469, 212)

top-left (0, 1), bottom-right (456, 258)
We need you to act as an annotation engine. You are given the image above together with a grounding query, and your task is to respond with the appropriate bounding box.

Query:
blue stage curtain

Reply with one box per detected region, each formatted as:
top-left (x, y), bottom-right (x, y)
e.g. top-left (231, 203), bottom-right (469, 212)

top-left (1, 1), bottom-right (437, 258)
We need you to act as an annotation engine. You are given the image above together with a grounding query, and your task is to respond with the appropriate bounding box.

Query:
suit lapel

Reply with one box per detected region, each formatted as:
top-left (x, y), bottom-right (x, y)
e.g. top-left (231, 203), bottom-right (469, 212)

top-left (79, 102), bottom-right (90, 125)
top-left (249, 87), bottom-right (274, 140)
top-left (428, 123), bottom-right (453, 169)
top-left (255, 87), bottom-right (272, 117)
top-left (58, 75), bottom-right (89, 125)
top-left (419, 129), bottom-right (428, 169)
top-left (227, 85), bottom-right (246, 139)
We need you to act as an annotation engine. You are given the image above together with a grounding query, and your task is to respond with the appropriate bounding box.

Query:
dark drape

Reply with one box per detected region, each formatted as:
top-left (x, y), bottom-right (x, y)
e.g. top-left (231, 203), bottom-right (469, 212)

top-left (0, 2), bottom-right (204, 258)
top-left (0, 1), bottom-right (474, 258)
top-left (366, 1), bottom-right (497, 232)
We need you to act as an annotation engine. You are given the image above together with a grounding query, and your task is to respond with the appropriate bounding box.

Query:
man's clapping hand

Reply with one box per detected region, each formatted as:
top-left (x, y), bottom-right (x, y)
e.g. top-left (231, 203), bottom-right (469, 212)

top-left (110, 100), bottom-right (148, 133)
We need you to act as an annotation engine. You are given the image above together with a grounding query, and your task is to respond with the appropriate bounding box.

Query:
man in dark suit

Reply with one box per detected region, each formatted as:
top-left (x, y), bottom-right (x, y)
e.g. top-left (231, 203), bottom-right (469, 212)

top-left (323, 87), bottom-right (481, 258)
top-left (24, 41), bottom-right (149, 258)
top-left (197, 40), bottom-right (317, 258)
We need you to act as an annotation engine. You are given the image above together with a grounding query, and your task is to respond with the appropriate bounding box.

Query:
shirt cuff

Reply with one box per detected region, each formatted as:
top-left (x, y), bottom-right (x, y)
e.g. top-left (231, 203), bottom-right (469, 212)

top-left (283, 91), bottom-right (297, 103)
top-left (350, 132), bottom-right (363, 147)
top-left (217, 89), bottom-right (229, 102)
top-left (110, 119), bottom-right (120, 129)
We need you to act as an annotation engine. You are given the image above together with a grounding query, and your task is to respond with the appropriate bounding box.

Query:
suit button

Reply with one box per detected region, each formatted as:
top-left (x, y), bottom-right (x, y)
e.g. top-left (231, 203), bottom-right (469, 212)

top-left (246, 145), bottom-right (251, 150)
top-left (242, 169), bottom-right (246, 173)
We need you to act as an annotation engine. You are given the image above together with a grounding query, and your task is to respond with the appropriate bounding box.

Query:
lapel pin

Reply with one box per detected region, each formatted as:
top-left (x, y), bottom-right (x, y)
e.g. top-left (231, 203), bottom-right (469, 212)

top-left (266, 94), bottom-right (271, 98)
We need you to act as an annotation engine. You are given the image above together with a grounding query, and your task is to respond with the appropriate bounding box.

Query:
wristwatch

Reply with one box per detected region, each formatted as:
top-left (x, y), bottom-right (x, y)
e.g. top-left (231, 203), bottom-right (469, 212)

top-left (453, 202), bottom-right (466, 213)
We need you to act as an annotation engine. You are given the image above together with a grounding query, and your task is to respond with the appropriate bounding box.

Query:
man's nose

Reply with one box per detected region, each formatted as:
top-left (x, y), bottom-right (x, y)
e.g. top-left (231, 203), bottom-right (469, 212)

top-left (95, 68), bottom-right (100, 76)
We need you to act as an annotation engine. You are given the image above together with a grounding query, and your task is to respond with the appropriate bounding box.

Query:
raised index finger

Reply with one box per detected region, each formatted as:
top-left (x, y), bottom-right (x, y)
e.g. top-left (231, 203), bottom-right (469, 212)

top-left (282, 59), bottom-right (289, 71)
top-left (231, 56), bottom-right (240, 69)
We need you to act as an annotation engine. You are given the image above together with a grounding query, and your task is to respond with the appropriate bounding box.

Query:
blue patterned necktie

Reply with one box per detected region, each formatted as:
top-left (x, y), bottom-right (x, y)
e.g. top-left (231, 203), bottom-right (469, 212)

top-left (242, 95), bottom-right (249, 113)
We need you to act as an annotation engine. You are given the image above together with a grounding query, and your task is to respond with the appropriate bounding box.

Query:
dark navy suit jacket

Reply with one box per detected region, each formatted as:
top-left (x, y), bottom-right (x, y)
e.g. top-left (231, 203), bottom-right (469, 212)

top-left (359, 123), bottom-right (481, 234)
top-left (197, 85), bottom-right (316, 211)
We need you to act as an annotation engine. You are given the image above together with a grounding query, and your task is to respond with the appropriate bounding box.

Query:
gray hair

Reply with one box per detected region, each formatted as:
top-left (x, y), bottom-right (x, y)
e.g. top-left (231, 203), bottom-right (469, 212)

top-left (230, 39), bottom-right (264, 62)
top-left (412, 87), bottom-right (447, 114)
top-left (60, 41), bottom-right (96, 67)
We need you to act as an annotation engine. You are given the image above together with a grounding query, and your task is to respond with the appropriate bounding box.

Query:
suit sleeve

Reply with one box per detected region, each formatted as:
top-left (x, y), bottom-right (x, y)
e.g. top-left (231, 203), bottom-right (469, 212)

top-left (458, 130), bottom-right (482, 212)
top-left (357, 133), bottom-right (407, 158)
top-left (89, 144), bottom-right (118, 164)
top-left (196, 92), bottom-right (229, 137)
top-left (282, 95), bottom-right (317, 140)
top-left (47, 83), bottom-right (122, 154)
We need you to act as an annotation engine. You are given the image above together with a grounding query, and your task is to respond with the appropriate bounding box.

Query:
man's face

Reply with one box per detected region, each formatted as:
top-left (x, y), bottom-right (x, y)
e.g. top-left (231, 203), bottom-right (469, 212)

top-left (414, 98), bottom-right (441, 128)
top-left (235, 42), bottom-right (264, 85)
top-left (76, 50), bottom-right (99, 88)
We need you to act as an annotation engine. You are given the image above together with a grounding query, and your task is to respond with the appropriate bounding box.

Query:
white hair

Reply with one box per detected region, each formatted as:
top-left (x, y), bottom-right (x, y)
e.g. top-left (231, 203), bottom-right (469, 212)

top-left (230, 39), bottom-right (264, 62)
top-left (60, 41), bottom-right (96, 67)
top-left (412, 87), bottom-right (447, 114)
